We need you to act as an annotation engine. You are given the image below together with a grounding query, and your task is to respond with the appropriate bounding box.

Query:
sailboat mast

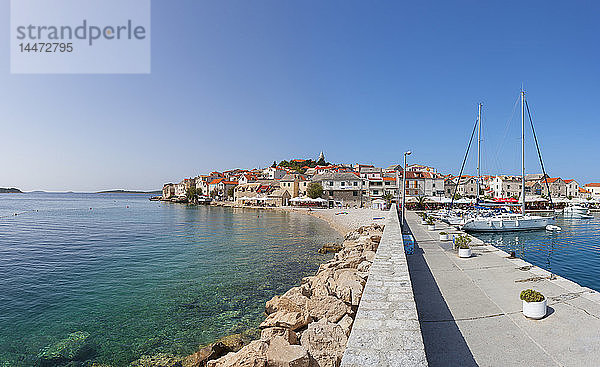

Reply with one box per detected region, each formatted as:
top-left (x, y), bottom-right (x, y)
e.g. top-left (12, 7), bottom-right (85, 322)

top-left (477, 103), bottom-right (482, 203)
top-left (521, 89), bottom-right (526, 214)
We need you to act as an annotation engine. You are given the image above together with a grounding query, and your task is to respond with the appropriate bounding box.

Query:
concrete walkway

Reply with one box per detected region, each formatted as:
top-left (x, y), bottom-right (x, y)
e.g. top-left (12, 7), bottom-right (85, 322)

top-left (405, 211), bottom-right (600, 367)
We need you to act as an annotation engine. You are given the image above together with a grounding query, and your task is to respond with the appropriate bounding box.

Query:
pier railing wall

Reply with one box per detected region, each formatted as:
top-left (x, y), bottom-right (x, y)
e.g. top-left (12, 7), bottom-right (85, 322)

top-left (340, 204), bottom-right (427, 366)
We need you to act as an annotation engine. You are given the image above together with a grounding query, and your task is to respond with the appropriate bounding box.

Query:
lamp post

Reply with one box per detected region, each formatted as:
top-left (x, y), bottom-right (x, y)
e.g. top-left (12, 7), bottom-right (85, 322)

top-left (401, 151), bottom-right (411, 231)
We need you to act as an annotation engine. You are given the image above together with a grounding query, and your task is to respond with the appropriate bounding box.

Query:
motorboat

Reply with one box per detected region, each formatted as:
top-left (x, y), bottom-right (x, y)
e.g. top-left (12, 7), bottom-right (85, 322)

top-left (563, 205), bottom-right (592, 218)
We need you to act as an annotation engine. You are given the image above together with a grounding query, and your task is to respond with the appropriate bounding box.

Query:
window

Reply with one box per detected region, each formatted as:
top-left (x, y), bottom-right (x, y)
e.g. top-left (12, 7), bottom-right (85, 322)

top-left (353, 182), bottom-right (358, 186)
top-left (353, 191), bottom-right (358, 196)
top-left (374, 190), bottom-right (379, 195)
top-left (341, 181), bottom-right (345, 186)
top-left (329, 190), bottom-right (334, 196)
top-left (329, 181), bottom-right (334, 186)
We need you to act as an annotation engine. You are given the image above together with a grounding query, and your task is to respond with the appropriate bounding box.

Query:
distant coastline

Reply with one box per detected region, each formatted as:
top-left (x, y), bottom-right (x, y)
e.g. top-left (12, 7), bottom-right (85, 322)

top-left (0, 188), bottom-right (22, 193)
top-left (96, 189), bottom-right (161, 194)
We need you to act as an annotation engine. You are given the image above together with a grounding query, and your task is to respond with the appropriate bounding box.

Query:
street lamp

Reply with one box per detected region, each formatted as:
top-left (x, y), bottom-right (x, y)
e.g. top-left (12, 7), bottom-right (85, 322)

top-left (401, 151), bottom-right (411, 231)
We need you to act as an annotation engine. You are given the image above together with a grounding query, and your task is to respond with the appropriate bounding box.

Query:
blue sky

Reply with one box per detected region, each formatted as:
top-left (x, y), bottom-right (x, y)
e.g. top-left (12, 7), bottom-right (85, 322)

top-left (1, 1), bottom-right (599, 191)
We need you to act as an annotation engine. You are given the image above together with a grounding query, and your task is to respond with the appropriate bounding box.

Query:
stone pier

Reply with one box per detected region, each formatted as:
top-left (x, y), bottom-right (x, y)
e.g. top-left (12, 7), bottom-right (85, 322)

top-left (405, 211), bottom-right (600, 367)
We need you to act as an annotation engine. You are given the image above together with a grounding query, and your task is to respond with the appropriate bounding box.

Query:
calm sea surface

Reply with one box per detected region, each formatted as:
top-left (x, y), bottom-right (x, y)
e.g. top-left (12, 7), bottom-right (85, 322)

top-left (474, 214), bottom-right (600, 292)
top-left (0, 193), bottom-right (341, 366)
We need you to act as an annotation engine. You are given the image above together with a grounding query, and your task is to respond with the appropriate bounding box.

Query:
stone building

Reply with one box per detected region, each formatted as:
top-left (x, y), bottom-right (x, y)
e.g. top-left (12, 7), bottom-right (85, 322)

top-left (311, 172), bottom-right (364, 207)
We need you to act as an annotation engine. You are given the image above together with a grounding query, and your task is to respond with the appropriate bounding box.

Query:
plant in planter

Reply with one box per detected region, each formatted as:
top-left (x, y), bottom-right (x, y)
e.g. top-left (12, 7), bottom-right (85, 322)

top-left (439, 231), bottom-right (450, 241)
top-left (418, 212), bottom-right (428, 224)
top-left (520, 289), bottom-right (547, 319)
top-left (426, 217), bottom-right (435, 230)
top-left (455, 234), bottom-right (472, 257)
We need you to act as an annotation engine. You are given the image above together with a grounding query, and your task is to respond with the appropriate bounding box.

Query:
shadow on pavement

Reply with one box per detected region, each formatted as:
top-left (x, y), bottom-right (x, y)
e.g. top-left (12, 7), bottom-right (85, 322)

top-left (404, 225), bottom-right (479, 367)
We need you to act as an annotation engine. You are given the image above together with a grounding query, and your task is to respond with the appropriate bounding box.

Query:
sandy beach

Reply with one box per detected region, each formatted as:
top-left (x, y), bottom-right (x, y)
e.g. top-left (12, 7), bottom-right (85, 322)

top-left (281, 207), bottom-right (388, 236)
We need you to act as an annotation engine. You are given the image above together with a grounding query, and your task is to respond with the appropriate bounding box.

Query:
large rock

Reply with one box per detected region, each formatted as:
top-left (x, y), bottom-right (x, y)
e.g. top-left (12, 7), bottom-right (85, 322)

top-left (333, 269), bottom-right (366, 306)
top-left (363, 250), bottom-right (376, 262)
top-left (266, 337), bottom-right (310, 367)
top-left (299, 320), bottom-right (348, 367)
top-left (356, 261), bottom-right (371, 273)
top-left (183, 332), bottom-right (254, 367)
top-left (265, 290), bottom-right (309, 315)
top-left (337, 315), bottom-right (354, 337)
top-left (309, 270), bottom-right (336, 298)
top-left (207, 340), bottom-right (268, 367)
top-left (259, 311), bottom-right (310, 331)
top-left (307, 296), bottom-right (349, 323)
top-left (130, 353), bottom-right (183, 367)
top-left (260, 327), bottom-right (298, 345)
top-left (38, 331), bottom-right (94, 367)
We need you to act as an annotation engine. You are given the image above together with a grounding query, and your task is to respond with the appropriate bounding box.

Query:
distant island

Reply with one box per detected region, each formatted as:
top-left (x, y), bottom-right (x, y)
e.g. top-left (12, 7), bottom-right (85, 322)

top-left (0, 188), bottom-right (23, 193)
top-left (96, 189), bottom-right (162, 194)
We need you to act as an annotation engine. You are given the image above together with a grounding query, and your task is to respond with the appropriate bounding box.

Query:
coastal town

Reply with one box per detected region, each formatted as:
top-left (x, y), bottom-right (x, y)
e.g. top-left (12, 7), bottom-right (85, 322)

top-left (160, 152), bottom-right (600, 210)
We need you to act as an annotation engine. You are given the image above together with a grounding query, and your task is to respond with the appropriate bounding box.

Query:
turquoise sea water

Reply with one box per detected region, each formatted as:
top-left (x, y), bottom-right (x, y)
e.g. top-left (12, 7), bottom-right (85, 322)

top-left (0, 193), bottom-right (340, 366)
top-left (474, 214), bottom-right (600, 292)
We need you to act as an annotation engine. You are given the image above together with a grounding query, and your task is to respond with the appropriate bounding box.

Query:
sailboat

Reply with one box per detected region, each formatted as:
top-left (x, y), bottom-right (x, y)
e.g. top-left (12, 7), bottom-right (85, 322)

top-left (461, 89), bottom-right (555, 232)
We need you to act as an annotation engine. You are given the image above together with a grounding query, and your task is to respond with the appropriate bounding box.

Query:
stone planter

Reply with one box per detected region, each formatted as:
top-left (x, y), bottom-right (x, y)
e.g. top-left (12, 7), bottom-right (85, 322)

top-left (421, 220), bottom-right (428, 225)
top-left (439, 233), bottom-right (450, 241)
top-left (458, 248), bottom-right (472, 258)
top-left (427, 224), bottom-right (435, 231)
top-left (522, 299), bottom-right (547, 319)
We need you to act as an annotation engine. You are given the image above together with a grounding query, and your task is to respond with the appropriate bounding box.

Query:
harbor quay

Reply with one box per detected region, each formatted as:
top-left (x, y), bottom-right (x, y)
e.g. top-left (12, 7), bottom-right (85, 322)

top-left (339, 208), bottom-right (600, 366)
top-left (402, 211), bottom-right (600, 366)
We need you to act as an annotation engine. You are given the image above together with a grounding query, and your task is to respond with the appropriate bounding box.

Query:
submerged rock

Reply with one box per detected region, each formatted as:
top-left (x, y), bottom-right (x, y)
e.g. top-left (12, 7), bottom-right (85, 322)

top-left (37, 331), bottom-right (94, 367)
top-left (130, 353), bottom-right (183, 367)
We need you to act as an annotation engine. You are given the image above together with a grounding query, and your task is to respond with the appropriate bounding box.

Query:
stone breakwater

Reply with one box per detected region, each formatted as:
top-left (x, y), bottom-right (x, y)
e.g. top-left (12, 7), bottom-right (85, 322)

top-left (162, 223), bottom-right (383, 367)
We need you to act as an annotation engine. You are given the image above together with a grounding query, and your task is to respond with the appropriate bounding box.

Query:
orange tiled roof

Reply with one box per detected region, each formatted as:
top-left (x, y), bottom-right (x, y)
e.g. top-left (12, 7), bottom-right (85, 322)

top-left (383, 177), bottom-right (396, 181)
top-left (585, 183), bottom-right (600, 187)
top-left (542, 177), bottom-right (561, 183)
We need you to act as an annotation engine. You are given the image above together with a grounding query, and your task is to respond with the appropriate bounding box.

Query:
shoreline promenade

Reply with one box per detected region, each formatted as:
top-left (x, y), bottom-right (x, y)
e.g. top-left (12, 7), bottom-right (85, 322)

top-left (405, 211), bottom-right (600, 366)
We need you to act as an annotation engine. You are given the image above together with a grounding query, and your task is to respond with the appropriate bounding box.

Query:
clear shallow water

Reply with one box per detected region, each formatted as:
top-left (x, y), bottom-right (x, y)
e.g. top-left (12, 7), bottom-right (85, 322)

top-left (0, 193), bottom-right (340, 366)
top-left (474, 214), bottom-right (600, 292)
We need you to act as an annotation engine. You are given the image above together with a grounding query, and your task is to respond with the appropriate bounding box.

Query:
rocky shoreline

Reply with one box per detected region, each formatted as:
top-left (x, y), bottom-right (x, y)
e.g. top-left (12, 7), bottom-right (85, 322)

top-left (128, 223), bottom-right (383, 367)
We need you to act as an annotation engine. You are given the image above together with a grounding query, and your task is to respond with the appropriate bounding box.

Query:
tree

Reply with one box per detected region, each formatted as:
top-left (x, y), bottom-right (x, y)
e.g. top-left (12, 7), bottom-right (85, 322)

top-left (210, 190), bottom-right (218, 198)
top-left (453, 192), bottom-right (462, 200)
top-left (272, 161), bottom-right (277, 168)
top-left (227, 187), bottom-right (235, 199)
top-left (317, 157), bottom-right (326, 166)
top-left (307, 182), bottom-right (324, 199)
top-left (383, 192), bottom-right (394, 204)
top-left (417, 195), bottom-right (427, 209)
top-left (186, 186), bottom-right (198, 203)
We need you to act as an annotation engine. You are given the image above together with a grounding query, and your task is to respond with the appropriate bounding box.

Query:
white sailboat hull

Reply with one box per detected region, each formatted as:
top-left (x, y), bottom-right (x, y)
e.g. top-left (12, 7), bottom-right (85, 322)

top-left (461, 215), bottom-right (554, 232)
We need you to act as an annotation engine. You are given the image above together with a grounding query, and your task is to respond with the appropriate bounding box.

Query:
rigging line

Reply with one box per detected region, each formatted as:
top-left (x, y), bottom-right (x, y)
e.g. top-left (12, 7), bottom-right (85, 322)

top-left (451, 116), bottom-right (479, 209)
top-left (493, 94), bottom-right (521, 169)
top-left (525, 99), bottom-right (553, 209)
